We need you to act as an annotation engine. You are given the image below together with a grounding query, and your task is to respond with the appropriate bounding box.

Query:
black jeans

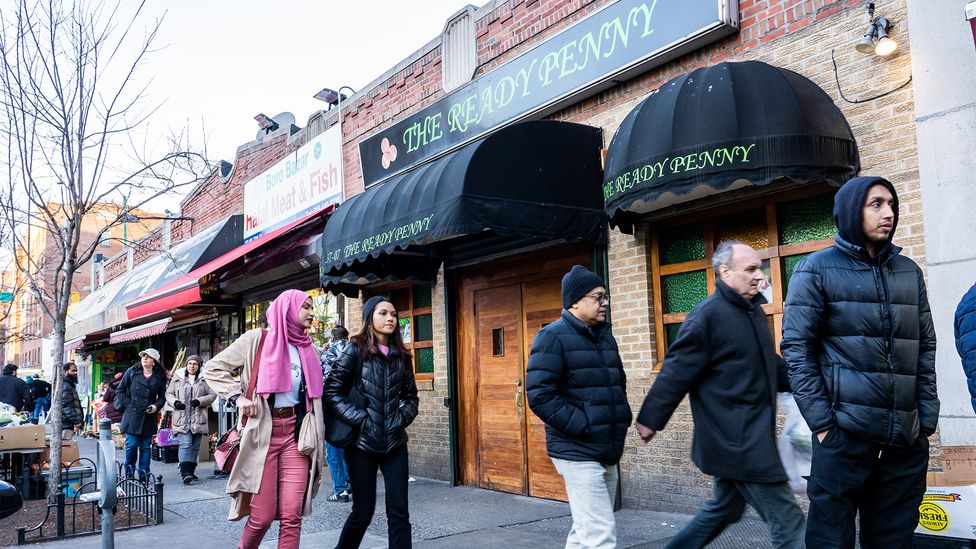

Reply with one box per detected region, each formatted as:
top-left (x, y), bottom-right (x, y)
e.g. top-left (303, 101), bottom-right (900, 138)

top-left (336, 445), bottom-right (411, 549)
top-left (806, 427), bottom-right (929, 549)
top-left (664, 477), bottom-right (805, 549)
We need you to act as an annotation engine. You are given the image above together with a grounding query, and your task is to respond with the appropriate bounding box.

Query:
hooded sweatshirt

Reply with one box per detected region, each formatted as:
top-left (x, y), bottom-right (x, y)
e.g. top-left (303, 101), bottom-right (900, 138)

top-left (832, 175), bottom-right (900, 253)
top-left (782, 176), bottom-right (939, 447)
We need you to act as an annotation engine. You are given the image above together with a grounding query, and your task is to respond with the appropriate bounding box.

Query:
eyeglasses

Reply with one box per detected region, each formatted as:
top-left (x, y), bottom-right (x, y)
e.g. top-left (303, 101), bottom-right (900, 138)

top-left (584, 292), bottom-right (611, 304)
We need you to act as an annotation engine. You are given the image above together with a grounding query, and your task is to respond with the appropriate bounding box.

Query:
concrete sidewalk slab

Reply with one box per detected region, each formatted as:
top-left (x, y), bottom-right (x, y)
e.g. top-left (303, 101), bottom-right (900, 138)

top-left (259, 528), bottom-right (388, 549)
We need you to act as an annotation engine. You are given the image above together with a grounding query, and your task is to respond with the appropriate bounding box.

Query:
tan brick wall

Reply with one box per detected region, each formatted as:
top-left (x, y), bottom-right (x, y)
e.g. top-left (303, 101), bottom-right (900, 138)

top-left (334, 0), bottom-right (926, 512)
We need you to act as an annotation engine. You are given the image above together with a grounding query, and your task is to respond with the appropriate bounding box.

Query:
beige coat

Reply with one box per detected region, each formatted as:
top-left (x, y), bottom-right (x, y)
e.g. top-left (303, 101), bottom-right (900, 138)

top-left (165, 368), bottom-right (217, 435)
top-left (203, 328), bottom-right (325, 521)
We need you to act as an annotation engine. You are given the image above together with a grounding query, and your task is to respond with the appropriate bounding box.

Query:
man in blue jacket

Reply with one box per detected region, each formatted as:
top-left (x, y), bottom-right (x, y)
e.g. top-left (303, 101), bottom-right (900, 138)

top-left (782, 176), bottom-right (939, 548)
top-left (527, 265), bottom-right (632, 549)
top-left (635, 241), bottom-right (804, 549)
top-left (955, 282), bottom-right (976, 413)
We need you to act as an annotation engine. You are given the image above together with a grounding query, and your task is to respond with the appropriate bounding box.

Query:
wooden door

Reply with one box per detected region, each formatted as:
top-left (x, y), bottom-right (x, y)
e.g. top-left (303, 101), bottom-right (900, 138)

top-left (457, 244), bottom-right (586, 501)
top-left (521, 278), bottom-right (568, 500)
top-left (473, 285), bottom-right (526, 494)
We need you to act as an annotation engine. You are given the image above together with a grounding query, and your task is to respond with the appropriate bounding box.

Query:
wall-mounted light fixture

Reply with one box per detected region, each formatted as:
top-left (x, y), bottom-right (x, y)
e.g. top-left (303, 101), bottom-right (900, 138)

top-left (855, 3), bottom-right (897, 56)
top-left (254, 113), bottom-right (279, 133)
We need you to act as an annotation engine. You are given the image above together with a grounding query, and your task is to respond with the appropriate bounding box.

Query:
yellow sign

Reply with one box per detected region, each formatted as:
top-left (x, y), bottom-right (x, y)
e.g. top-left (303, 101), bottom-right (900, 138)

top-left (918, 501), bottom-right (950, 532)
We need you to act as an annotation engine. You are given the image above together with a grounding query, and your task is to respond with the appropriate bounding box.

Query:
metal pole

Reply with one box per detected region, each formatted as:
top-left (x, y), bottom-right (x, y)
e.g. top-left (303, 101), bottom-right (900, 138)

top-left (96, 418), bottom-right (117, 549)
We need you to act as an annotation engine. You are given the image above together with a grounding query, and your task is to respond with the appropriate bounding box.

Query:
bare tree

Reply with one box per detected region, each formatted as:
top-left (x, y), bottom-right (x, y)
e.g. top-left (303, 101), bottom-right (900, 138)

top-left (0, 0), bottom-right (210, 498)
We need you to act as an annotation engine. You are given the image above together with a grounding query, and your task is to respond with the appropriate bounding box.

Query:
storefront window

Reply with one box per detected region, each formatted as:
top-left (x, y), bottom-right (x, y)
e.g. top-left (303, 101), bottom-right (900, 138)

top-left (244, 291), bottom-right (336, 348)
top-left (650, 191), bottom-right (836, 369)
top-left (367, 282), bottom-right (434, 378)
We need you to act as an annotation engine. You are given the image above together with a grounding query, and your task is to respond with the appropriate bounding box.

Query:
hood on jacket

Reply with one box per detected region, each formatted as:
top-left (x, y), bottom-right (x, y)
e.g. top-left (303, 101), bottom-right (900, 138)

top-left (833, 176), bottom-right (899, 248)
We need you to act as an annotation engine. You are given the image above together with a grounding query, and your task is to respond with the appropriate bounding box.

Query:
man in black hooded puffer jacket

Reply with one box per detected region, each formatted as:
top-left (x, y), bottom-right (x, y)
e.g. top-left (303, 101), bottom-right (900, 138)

top-left (782, 176), bottom-right (939, 549)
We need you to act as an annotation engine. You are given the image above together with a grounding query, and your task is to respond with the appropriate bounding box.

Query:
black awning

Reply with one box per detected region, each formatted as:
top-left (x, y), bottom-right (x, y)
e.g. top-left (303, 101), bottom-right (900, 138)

top-left (603, 60), bottom-right (860, 232)
top-left (318, 120), bottom-right (605, 294)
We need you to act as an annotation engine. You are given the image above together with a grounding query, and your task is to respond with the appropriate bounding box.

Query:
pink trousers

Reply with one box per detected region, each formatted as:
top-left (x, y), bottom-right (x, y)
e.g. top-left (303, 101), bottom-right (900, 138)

top-left (239, 415), bottom-right (310, 549)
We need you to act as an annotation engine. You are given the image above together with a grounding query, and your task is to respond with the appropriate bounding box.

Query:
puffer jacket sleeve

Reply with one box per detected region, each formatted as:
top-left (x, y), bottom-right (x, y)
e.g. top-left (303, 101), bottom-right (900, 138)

top-left (197, 379), bottom-right (217, 408)
top-left (636, 315), bottom-right (710, 431)
top-left (916, 270), bottom-right (939, 435)
top-left (398, 361), bottom-right (419, 429)
top-left (164, 377), bottom-right (180, 408)
top-left (781, 259), bottom-right (835, 433)
top-left (526, 327), bottom-right (588, 438)
top-left (956, 283), bottom-right (976, 413)
top-left (323, 345), bottom-right (368, 427)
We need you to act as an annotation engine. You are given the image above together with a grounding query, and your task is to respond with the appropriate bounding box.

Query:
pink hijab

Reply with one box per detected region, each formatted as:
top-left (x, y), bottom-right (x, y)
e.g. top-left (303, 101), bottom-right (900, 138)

top-left (256, 289), bottom-right (323, 402)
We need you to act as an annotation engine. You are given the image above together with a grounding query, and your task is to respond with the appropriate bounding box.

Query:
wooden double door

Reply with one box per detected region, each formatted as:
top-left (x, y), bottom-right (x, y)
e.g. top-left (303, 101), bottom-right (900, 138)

top-left (457, 245), bottom-right (590, 501)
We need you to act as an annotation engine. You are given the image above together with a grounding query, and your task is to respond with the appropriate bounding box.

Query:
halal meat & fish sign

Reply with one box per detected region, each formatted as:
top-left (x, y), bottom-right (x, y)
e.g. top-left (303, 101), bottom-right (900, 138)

top-left (358, 0), bottom-right (739, 187)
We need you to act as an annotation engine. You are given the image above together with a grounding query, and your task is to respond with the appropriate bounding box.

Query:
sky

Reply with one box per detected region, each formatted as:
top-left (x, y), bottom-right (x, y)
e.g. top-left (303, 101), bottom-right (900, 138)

top-left (144, 0), bottom-right (478, 178)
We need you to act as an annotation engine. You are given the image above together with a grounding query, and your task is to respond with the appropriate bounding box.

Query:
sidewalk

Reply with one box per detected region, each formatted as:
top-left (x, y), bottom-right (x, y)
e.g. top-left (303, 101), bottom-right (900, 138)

top-left (3, 439), bottom-right (789, 548)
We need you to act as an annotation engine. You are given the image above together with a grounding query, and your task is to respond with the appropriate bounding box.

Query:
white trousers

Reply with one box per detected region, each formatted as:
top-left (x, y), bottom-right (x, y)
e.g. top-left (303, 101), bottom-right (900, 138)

top-left (552, 457), bottom-right (618, 549)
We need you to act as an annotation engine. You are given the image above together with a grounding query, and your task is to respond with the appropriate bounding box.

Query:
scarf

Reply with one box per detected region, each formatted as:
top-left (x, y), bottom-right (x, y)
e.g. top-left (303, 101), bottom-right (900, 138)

top-left (256, 289), bottom-right (323, 403)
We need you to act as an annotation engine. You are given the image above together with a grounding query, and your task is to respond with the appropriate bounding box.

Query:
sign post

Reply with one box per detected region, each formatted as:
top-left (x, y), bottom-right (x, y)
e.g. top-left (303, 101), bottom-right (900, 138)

top-left (96, 418), bottom-right (117, 549)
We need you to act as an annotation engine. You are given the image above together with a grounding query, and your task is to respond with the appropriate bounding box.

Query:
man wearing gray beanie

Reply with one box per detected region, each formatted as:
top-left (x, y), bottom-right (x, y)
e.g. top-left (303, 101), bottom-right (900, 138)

top-left (526, 265), bottom-right (631, 549)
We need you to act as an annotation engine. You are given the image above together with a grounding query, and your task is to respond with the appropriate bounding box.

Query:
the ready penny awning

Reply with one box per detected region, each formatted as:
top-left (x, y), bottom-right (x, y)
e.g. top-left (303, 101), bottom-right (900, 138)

top-left (603, 60), bottom-right (860, 232)
top-left (318, 121), bottom-right (605, 293)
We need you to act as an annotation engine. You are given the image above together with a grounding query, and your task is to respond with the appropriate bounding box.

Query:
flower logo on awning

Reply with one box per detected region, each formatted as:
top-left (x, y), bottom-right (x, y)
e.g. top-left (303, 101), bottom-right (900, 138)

top-left (381, 137), bottom-right (398, 169)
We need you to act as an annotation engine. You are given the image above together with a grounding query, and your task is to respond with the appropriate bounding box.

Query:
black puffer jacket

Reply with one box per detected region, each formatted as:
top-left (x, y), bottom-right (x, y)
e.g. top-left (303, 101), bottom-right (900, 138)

top-left (324, 344), bottom-right (419, 454)
top-left (526, 310), bottom-right (632, 465)
top-left (782, 176), bottom-right (939, 447)
top-left (114, 364), bottom-right (167, 436)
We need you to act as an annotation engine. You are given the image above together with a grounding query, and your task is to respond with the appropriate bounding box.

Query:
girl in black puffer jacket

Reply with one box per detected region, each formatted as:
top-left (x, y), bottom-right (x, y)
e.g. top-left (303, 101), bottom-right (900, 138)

top-left (324, 296), bottom-right (419, 549)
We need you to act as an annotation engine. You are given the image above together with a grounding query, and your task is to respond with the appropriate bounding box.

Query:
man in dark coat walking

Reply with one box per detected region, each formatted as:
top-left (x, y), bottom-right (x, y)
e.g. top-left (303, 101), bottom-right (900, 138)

top-left (635, 241), bottom-right (804, 549)
top-left (0, 364), bottom-right (30, 412)
top-left (60, 362), bottom-right (83, 440)
top-left (782, 176), bottom-right (939, 548)
top-left (527, 265), bottom-right (632, 549)
top-left (955, 282), bottom-right (976, 413)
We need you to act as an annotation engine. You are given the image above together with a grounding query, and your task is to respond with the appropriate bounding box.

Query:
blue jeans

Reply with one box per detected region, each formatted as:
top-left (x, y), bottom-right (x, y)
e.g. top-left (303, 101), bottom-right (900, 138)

top-left (665, 477), bottom-right (805, 549)
top-left (326, 442), bottom-right (349, 494)
top-left (124, 434), bottom-right (152, 476)
top-left (178, 432), bottom-right (202, 463)
top-left (32, 397), bottom-right (49, 419)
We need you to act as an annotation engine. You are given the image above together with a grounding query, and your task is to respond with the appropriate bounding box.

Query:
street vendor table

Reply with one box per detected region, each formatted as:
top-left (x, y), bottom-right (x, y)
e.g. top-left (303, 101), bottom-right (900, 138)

top-left (0, 448), bottom-right (42, 499)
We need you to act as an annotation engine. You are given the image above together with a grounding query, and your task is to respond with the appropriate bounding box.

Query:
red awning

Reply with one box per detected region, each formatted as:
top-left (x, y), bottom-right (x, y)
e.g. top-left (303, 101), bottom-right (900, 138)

top-left (63, 337), bottom-right (85, 352)
top-left (124, 207), bottom-right (333, 320)
top-left (109, 317), bottom-right (171, 345)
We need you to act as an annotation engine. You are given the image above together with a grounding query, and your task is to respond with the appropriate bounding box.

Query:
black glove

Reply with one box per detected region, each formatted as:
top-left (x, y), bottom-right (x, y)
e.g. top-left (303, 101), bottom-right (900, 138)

top-left (190, 399), bottom-right (201, 408)
top-left (173, 401), bottom-right (186, 410)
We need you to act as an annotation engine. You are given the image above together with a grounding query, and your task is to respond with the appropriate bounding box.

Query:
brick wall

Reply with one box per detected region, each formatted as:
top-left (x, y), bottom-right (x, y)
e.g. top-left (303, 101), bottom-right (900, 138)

top-left (335, 0), bottom-right (925, 512)
top-left (101, 130), bottom-right (305, 284)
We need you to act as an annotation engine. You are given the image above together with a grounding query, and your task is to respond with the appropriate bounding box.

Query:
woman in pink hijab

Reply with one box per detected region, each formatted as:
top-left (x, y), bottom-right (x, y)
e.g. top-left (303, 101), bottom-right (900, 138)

top-left (203, 289), bottom-right (325, 549)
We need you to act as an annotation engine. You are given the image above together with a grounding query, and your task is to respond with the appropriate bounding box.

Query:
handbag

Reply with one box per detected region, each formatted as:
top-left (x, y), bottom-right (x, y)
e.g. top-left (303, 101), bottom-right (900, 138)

top-left (324, 354), bottom-right (366, 448)
top-left (214, 330), bottom-right (266, 473)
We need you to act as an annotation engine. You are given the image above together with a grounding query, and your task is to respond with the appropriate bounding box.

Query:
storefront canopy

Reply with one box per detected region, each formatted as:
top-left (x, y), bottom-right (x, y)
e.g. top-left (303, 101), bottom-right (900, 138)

top-left (603, 60), bottom-right (860, 232)
top-left (124, 208), bottom-right (332, 320)
top-left (317, 121), bottom-right (605, 294)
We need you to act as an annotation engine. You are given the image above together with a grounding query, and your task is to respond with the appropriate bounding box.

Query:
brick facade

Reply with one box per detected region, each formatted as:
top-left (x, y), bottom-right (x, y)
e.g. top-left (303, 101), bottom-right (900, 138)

top-left (320, 0), bottom-right (927, 512)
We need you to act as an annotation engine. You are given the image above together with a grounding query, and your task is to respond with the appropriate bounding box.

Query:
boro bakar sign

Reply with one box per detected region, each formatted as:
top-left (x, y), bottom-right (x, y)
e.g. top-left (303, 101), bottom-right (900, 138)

top-left (359, 0), bottom-right (739, 186)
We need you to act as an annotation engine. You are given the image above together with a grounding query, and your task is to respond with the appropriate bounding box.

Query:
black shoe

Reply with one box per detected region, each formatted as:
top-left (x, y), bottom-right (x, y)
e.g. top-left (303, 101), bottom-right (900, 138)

top-left (327, 493), bottom-right (350, 503)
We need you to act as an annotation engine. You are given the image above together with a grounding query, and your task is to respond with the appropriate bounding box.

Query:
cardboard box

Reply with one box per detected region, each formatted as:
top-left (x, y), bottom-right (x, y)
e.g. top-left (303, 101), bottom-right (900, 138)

top-left (0, 424), bottom-right (45, 450)
top-left (39, 440), bottom-right (80, 465)
top-left (942, 446), bottom-right (976, 485)
top-left (917, 472), bottom-right (976, 540)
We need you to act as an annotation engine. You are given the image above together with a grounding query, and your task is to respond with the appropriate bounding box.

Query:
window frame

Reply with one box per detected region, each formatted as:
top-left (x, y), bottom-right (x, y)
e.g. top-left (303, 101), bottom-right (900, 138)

top-left (365, 281), bottom-right (434, 381)
top-left (648, 187), bottom-right (836, 371)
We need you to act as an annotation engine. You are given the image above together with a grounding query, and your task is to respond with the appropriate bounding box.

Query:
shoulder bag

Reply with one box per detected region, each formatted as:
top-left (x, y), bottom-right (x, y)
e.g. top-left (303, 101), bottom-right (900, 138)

top-left (324, 352), bottom-right (366, 448)
top-left (214, 330), bottom-right (266, 473)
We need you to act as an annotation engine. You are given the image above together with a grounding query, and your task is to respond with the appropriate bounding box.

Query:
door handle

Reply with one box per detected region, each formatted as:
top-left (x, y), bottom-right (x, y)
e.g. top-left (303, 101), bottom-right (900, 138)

top-left (515, 379), bottom-right (524, 411)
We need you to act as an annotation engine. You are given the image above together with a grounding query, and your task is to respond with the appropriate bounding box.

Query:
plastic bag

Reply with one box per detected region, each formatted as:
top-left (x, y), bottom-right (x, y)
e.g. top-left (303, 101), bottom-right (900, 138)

top-left (777, 394), bottom-right (812, 493)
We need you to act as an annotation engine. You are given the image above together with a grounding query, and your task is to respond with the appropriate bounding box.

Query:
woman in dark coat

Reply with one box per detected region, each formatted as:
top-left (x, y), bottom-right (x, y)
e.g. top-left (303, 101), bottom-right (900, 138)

top-left (114, 348), bottom-right (167, 480)
top-left (324, 296), bottom-right (419, 549)
top-left (99, 372), bottom-right (125, 424)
